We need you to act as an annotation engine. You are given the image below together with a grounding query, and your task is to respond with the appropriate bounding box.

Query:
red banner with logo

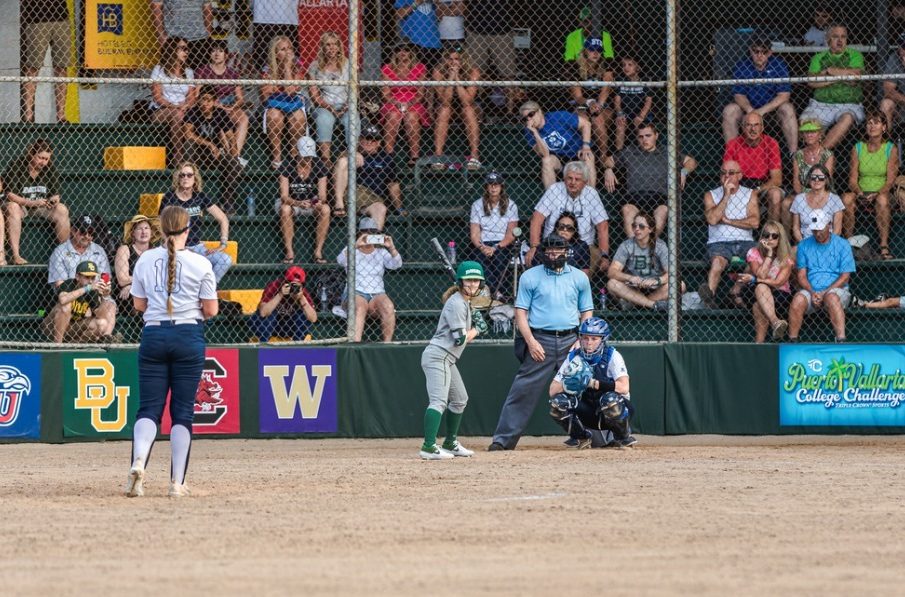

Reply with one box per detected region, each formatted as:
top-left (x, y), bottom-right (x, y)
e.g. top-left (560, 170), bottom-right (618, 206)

top-left (161, 348), bottom-right (240, 435)
top-left (297, 0), bottom-right (363, 67)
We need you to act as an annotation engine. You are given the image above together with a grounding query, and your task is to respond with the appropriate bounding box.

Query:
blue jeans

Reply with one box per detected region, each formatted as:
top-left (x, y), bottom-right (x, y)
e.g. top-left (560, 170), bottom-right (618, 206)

top-left (312, 106), bottom-right (350, 144)
top-left (475, 242), bottom-right (512, 295)
top-left (137, 322), bottom-right (206, 428)
top-left (250, 311), bottom-right (311, 341)
top-left (189, 243), bottom-right (232, 282)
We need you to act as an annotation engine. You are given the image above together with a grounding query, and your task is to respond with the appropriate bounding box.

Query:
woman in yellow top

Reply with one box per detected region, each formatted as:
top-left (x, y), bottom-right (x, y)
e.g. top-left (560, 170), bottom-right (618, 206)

top-left (842, 110), bottom-right (898, 259)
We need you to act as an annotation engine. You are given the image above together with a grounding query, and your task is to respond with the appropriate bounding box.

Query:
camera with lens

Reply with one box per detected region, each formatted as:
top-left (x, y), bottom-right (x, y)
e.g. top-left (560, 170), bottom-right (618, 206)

top-left (289, 282), bottom-right (302, 296)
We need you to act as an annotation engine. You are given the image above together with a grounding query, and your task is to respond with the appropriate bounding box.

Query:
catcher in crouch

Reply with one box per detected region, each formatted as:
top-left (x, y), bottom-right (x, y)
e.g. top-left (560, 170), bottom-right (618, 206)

top-left (419, 261), bottom-right (490, 460)
top-left (548, 316), bottom-right (637, 448)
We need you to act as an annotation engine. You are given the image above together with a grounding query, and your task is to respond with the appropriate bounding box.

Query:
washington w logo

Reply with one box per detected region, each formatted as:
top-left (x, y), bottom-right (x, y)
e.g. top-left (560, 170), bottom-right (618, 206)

top-left (0, 366), bottom-right (32, 427)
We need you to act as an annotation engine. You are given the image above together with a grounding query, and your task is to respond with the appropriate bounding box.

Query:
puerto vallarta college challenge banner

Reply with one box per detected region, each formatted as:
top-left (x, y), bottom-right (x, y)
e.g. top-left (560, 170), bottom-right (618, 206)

top-left (779, 345), bottom-right (905, 426)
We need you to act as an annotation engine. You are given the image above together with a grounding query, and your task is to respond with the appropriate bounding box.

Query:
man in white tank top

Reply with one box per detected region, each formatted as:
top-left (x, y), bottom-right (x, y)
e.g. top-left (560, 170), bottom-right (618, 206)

top-left (698, 161), bottom-right (760, 308)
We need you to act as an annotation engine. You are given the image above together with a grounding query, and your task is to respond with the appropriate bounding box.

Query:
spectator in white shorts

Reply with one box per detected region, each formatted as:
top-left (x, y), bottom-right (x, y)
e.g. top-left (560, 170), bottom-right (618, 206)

top-left (787, 209), bottom-right (856, 343)
top-left (799, 24), bottom-right (865, 149)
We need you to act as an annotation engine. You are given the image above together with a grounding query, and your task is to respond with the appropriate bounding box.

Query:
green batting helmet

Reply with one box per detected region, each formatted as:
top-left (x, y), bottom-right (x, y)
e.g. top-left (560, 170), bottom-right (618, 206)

top-left (456, 261), bottom-right (485, 281)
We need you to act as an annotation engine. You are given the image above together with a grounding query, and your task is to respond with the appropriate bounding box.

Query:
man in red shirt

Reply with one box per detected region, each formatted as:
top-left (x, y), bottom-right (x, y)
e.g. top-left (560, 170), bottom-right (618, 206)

top-left (722, 111), bottom-right (783, 224)
top-left (251, 266), bottom-right (318, 342)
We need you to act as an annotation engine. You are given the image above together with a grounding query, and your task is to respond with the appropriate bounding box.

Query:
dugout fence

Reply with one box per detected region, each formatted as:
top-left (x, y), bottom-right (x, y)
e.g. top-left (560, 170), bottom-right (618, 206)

top-left (1, 0), bottom-right (903, 348)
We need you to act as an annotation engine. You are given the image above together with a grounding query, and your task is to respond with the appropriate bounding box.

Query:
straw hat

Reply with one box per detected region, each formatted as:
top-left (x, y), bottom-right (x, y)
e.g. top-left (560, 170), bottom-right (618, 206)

top-left (123, 214), bottom-right (161, 245)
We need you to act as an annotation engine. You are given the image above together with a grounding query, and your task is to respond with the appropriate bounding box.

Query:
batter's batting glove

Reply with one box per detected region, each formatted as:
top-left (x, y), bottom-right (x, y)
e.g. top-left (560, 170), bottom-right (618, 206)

top-left (472, 309), bottom-right (489, 335)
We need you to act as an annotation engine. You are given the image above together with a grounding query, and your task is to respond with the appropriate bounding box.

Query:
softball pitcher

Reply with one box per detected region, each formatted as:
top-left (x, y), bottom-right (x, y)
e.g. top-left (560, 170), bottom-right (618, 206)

top-left (125, 205), bottom-right (219, 498)
top-left (419, 261), bottom-right (489, 460)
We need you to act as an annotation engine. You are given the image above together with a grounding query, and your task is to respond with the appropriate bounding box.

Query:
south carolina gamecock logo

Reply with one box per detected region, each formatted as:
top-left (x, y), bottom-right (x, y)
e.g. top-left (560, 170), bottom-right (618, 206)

top-left (193, 359), bottom-right (228, 426)
top-left (0, 365), bottom-right (33, 426)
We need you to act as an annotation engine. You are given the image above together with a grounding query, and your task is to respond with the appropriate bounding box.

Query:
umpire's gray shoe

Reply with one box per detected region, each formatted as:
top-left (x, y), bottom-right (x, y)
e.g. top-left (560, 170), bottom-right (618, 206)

top-left (441, 441), bottom-right (474, 457)
top-left (125, 459), bottom-right (144, 498)
top-left (420, 443), bottom-right (454, 460)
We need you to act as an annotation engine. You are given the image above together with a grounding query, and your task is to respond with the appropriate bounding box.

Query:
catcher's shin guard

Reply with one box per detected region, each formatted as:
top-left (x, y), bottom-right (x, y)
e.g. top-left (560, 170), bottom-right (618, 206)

top-left (549, 393), bottom-right (589, 439)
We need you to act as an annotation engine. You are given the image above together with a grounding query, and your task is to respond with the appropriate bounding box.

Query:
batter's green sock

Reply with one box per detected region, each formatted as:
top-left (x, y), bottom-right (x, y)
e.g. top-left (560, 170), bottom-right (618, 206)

top-left (422, 408), bottom-right (443, 451)
top-left (443, 411), bottom-right (464, 448)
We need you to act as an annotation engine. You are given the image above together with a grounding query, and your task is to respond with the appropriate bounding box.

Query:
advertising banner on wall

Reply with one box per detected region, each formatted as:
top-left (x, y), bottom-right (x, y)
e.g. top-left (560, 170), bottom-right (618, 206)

top-left (259, 348), bottom-right (337, 434)
top-left (161, 349), bottom-right (240, 435)
top-left (0, 354), bottom-right (42, 439)
top-left (85, 0), bottom-right (158, 69)
top-left (63, 353), bottom-right (139, 438)
top-left (779, 345), bottom-right (905, 426)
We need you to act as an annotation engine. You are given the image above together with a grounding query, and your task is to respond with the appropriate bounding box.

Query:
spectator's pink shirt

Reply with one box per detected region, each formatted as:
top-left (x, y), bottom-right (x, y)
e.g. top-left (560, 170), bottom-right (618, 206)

top-left (746, 247), bottom-right (793, 293)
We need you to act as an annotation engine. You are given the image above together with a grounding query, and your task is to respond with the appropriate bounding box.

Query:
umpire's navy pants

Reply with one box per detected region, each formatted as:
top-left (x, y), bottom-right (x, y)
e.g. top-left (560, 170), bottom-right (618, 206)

top-left (137, 322), bottom-right (206, 429)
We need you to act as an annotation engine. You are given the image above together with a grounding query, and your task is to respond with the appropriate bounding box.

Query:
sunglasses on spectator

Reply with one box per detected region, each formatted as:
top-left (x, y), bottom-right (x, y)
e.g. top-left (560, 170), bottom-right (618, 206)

top-left (521, 111), bottom-right (537, 122)
top-left (632, 222), bottom-right (649, 229)
top-left (720, 169), bottom-right (741, 176)
top-left (556, 224), bottom-right (576, 232)
top-left (809, 174), bottom-right (827, 181)
top-left (179, 171), bottom-right (194, 178)
top-left (761, 232), bottom-right (780, 240)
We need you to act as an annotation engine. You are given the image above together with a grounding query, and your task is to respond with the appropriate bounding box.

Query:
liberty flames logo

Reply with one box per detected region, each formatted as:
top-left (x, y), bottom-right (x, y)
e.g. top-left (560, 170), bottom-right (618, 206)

top-left (0, 365), bottom-right (32, 426)
top-left (194, 358), bottom-right (228, 426)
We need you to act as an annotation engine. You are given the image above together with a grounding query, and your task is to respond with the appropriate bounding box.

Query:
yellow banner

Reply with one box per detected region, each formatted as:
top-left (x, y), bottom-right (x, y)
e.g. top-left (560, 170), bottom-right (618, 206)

top-left (84, 0), bottom-right (158, 69)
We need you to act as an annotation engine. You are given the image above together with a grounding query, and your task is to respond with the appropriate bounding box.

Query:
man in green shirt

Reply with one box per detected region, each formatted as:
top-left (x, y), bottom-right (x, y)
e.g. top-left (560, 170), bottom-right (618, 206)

top-left (43, 260), bottom-right (116, 343)
top-left (564, 7), bottom-right (614, 62)
top-left (800, 24), bottom-right (865, 149)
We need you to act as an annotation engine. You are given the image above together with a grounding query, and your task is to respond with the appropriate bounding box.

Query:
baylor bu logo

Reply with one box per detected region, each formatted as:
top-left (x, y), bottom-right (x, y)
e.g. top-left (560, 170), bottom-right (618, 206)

top-left (73, 358), bottom-right (130, 432)
top-left (263, 365), bottom-right (332, 419)
top-left (194, 357), bottom-right (228, 426)
top-left (0, 365), bottom-right (32, 426)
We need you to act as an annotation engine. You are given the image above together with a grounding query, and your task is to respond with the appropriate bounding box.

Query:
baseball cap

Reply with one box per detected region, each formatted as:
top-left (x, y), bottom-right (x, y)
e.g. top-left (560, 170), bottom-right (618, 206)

top-left (799, 120), bottom-right (822, 132)
top-left (484, 170), bottom-right (504, 185)
top-left (358, 217), bottom-right (379, 232)
top-left (73, 214), bottom-right (95, 234)
top-left (808, 208), bottom-right (831, 231)
top-left (296, 135), bottom-right (317, 158)
top-left (584, 37), bottom-right (603, 53)
top-left (285, 265), bottom-right (306, 284)
top-left (76, 261), bottom-right (99, 277)
top-left (361, 123), bottom-right (381, 140)
top-left (456, 260), bottom-right (485, 281)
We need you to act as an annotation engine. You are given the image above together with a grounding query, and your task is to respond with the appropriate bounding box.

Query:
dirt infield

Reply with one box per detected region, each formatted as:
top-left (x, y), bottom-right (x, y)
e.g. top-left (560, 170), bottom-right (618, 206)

top-left (2, 435), bottom-right (904, 595)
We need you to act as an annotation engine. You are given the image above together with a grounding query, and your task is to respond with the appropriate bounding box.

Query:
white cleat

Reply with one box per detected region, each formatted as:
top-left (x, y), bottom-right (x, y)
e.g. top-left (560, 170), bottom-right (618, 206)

top-left (125, 459), bottom-right (144, 498)
top-left (168, 482), bottom-right (190, 498)
top-left (441, 441), bottom-right (474, 457)
top-left (420, 444), bottom-right (455, 460)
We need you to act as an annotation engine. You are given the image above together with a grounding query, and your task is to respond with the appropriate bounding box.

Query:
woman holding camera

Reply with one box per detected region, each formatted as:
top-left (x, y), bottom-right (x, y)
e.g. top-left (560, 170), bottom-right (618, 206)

top-left (337, 217), bottom-right (403, 342)
top-left (251, 265), bottom-right (318, 342)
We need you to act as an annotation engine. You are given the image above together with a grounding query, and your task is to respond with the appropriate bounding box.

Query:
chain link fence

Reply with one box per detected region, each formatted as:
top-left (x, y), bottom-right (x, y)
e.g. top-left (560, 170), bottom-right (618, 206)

top-left (1, 0), bottom-right (903, 347)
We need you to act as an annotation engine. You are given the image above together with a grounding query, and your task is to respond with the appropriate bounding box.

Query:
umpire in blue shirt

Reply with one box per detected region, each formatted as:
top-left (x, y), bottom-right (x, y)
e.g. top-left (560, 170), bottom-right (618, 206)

top-left (489, 234), bottom-right (593, 450)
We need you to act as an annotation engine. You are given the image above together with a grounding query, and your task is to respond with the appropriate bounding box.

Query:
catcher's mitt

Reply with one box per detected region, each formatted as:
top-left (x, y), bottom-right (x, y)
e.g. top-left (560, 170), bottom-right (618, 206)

top-left (561, 356), bottom-right (593, 395)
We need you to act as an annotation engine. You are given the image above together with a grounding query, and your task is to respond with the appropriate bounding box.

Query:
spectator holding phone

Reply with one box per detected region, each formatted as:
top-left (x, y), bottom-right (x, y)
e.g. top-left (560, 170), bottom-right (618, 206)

top-left (337, 218), bottom-right (403, 342)
top-left (43, 260), bottom-right (116, 343)
top-left (251, 265), bottom-right (318, 342)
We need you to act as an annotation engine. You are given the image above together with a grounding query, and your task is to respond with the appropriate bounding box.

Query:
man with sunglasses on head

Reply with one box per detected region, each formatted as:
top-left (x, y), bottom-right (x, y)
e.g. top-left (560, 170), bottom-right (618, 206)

top-left (698, 161), bottom-right (760, 309)
top-left (520, 101), bottom-right (596, 189)
top-left (526, 161), bottom-right (610, 275)
top-left (722, 38), bottom-right (797, 156)
top-left (603, 122), bottom-right (697, 238)
top-left (723, 111), bottom-right (784, 224)
top-left (48, 215), bottom-right (112, 287)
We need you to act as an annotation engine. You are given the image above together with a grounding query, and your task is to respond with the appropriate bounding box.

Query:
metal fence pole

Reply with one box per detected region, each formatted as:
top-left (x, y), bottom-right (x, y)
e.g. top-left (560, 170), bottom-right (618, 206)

top-left (665, 0), bottom-right (680, 343)
top-left (346, 0), bottom-right (361, 342)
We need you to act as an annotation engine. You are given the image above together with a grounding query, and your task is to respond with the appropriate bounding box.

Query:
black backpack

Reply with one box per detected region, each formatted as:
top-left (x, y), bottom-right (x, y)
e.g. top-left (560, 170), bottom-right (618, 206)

top-left (309, 268), bottom-right (347, 311)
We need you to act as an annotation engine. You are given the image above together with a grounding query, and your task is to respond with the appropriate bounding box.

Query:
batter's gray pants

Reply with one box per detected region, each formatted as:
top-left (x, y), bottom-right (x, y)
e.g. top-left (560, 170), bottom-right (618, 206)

top-left (421, 343), bottom-right (468, 414)
top-left (492, 332), bottom-right (576, 449)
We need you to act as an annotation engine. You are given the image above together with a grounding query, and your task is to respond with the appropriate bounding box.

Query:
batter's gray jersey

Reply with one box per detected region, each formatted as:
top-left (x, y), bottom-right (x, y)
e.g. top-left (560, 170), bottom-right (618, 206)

top-left (428, 292), bottom-right (472, 359)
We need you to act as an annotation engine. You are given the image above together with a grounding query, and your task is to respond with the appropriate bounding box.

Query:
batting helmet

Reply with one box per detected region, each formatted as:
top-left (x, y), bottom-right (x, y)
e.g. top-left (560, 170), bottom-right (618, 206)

top-left (456, 260), bottom-right (485, 297)
top-left (578, 317), bottom-right (611, 364)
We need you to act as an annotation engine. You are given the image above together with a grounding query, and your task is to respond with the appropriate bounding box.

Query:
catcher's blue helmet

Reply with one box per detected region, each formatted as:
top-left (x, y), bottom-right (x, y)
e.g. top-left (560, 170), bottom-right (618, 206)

top-left (578, 317), bottom-right (611, 363)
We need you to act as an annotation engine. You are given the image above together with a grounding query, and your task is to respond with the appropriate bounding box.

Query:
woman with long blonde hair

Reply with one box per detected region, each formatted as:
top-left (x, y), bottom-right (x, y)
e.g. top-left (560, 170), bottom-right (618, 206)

top-left (308, 31), bottom-right (351, 167)
top-left (126, 205), bottom-right (219, 499)
top-left (261, 35), bottom-right (308, 169)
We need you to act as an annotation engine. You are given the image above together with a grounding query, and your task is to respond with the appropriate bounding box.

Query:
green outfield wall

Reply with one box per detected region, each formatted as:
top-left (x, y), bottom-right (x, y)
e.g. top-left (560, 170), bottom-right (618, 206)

top-left (1, 343), bottom-right (903, 443)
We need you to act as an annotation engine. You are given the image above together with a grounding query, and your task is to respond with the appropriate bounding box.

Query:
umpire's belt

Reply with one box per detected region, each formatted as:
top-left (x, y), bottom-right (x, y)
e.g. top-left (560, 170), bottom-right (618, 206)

top-left (145, 319), bottom-right (203, 327)
top-left (530, 327), bottom-right (577, 337)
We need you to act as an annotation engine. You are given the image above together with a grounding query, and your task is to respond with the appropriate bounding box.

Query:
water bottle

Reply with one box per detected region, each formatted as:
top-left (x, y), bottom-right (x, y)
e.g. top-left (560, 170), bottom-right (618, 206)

top-left (246, 192), bottom-right (256, 217)
top-left (446, 241), bottom-right (457, 265)
top-left (598, 288), bottom-right (608, 311)
top-left (319, 285), bottom-right (329, 309)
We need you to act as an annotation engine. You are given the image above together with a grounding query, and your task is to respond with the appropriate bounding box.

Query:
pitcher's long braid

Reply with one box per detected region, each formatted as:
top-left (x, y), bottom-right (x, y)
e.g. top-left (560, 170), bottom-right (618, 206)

top-left (159, 206), bottom-right (190, 316)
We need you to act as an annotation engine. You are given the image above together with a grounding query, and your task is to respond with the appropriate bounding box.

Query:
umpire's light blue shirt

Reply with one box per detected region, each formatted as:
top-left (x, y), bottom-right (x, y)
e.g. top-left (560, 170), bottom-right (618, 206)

top-left (515, 265), bottom-right (593, 329)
